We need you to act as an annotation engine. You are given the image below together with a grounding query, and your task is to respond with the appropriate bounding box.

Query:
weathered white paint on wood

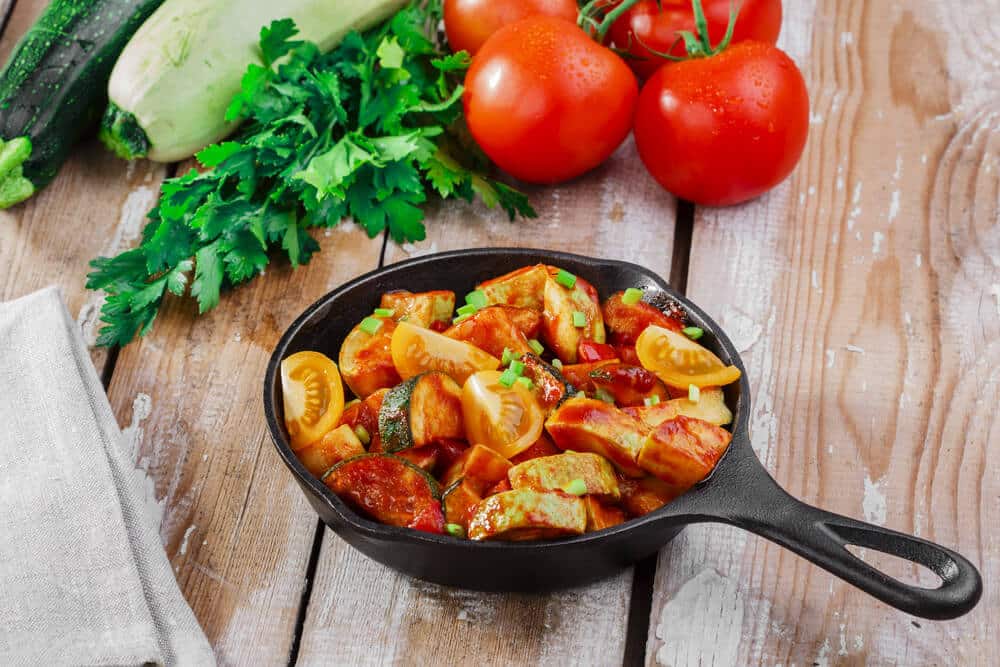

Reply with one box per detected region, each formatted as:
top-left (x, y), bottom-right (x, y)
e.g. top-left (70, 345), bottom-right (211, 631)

top-left (646, 1), bottom-right (999, 665)
top-left (104, 229), bottom-right (384, 665)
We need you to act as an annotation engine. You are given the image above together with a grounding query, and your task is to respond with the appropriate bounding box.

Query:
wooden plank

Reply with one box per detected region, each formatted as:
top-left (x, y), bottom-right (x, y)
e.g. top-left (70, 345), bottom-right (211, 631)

top-left (105, 227), bottom-right (385, 665)
top-left (0, 0), bottom-right (167, 370)
top-left (296, 139), bottom-right (678, 665)
top-left (645, 0), bottom-right (999, 665)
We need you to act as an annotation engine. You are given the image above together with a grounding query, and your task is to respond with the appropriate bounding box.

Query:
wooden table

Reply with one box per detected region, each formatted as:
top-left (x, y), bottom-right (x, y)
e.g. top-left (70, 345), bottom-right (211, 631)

top-left (2, 1), bottom-right (997, 664)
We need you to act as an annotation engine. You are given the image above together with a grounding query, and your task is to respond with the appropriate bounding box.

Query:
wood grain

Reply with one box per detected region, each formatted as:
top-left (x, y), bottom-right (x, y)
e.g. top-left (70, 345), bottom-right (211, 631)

top-left (0, 0), bottom-right (167, 371)
top-left (295, 138), bottom-right (678, 666)
top-left (103, 226), bottom-right (385, 666)
top-left (645, 1), bottom-right (999, 665)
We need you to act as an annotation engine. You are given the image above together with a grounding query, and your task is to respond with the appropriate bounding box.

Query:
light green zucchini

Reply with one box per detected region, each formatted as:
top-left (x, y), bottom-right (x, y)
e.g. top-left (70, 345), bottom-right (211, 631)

top-left (100, 0), bottom-right (406, 162)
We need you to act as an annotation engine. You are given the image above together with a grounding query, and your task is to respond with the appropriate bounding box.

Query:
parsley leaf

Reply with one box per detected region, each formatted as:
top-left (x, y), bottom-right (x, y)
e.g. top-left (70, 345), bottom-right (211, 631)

top-left (87, 1), bottom-right (535, 346)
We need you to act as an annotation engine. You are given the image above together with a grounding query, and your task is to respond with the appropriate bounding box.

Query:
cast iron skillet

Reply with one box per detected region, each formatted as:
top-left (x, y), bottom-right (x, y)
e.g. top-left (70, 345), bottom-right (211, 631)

top-left (263, 248), bottom-right (982, 620)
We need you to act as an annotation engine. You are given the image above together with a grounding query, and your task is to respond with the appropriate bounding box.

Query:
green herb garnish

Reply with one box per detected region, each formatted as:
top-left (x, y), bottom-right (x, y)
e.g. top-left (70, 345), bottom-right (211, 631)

top-left (353, 424), bottom-right (371, 445)
top-left (465, 289), bottom-right (488, 309)
top-left (527, 339), bottom-right (544, 356)
top-left (87, 5), bottom-right (535, 346)
top-left (498, 368), bottom-right (518, 388)
top-left (594, 387), bottom-right (615, 404)
top-left (572, 311), bottom-right (587, 328)
top-left (682, 326), bottom-right (704, 340)
top-left (622, 287), bottom-right (643, 305)
top-left (359, 317), bottom-right (383, 335)
top-left (555, 269), bottom-right (577, 289)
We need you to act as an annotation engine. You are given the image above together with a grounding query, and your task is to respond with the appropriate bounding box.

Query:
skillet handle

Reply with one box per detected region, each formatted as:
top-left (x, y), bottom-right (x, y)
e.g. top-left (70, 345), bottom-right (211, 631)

top-left (677, 451), bottom-right (983, 620)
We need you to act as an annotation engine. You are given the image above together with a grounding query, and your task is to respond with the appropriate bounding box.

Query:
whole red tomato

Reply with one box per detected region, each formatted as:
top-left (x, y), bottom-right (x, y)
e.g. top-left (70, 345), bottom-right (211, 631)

top-left (464, 16), bottom-right (638, 184)
top-left (633, 40), bottom-right (809, 206)
top-left (444, 0), bottom-right (579, 55)
top-left (609, 0), bottom-right (782, 79)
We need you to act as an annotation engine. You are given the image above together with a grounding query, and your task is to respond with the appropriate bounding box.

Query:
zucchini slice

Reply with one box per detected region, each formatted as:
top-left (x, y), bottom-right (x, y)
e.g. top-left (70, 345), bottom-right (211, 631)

top-left (442, 477), bottom-right (483, 529)
top-left (508, 451), bottom-right (621, 500)
top-left (544, 396), bottom-right (649, 477)
top-left (323, 453), bottom-right (444, 533)
top-left (519, 353), bottom-right (575, 411)
top-left (467, 489), bottom-right (587, 541)
top-left (477, 264), bottom-right (549, 310)
top-left (618, 475), bottom-right (686, 518)
top-left (444, 306), bottom-right (533, 358)
top-left (441, 444), bottom-right (513, 490)
top-left (541, 270), bottom-right (605, 363)
top-left (297, 424), bottom-right (365, 477)
top-left (379, 372), bottom-right (464, 453)
top-left (339, 316), bottom-right (401, 398)
top-left (380, 290), bottom-right (455, 329)
top-left (584, 496), bottom-right (627, 531)
top-left (637, 415), bottom-right (733, 489)
top-left (623, 388), bottom-right (732, 427)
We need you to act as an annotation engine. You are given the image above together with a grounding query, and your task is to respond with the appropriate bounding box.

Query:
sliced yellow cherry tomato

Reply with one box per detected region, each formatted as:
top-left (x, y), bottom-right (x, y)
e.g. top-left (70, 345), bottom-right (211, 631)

top-left (462, 370), bottom-right (544, 459)
top-left (281, 351), bottom-right (345, 451)
top-left (391, 320), bottom-right (499, 384)
top-left (636, 325), bottom-right (741, 389)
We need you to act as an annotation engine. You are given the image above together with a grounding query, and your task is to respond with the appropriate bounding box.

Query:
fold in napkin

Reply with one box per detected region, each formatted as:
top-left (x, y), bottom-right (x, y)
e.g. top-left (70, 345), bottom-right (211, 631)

top-left (0, 288), bottom-right (214, 666)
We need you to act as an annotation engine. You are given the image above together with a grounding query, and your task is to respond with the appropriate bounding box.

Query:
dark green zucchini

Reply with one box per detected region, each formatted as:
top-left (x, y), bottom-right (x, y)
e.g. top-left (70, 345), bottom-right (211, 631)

top-left (0, 0), bottom-right (164, 208)
top-left (378, 372), bottom-right (464, 453)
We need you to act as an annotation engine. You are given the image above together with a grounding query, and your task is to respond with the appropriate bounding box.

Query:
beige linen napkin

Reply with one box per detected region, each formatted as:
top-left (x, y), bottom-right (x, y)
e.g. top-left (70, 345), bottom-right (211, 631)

top-left (0, 287), bottom-right (215, 666)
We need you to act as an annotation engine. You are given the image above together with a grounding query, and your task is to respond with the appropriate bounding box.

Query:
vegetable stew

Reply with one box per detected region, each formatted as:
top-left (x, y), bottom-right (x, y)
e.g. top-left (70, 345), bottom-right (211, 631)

top-left (280, 264), bottom-right (741, 540)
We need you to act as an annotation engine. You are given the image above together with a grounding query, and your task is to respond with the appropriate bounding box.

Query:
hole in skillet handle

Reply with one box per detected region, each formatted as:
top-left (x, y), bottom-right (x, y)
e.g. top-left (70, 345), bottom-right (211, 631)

top-left (668, 438), bottom-right (984, 620)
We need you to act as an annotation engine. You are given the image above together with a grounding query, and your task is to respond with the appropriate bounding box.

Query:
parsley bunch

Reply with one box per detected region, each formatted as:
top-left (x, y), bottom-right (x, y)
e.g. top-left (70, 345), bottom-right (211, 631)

top-left (87, 2), bottom-right (535, 347)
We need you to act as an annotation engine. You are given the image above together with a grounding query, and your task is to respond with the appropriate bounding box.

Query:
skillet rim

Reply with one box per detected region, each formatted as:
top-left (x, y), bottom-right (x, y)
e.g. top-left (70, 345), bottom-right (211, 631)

top-left (263, 247), bottom-right (751, 550)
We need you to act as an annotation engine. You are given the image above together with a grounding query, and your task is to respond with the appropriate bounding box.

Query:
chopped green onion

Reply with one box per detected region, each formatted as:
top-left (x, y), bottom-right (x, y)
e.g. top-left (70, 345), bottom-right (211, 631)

top-left (509, 359), bottom-right (525, 376)
top-left (398, 315), bottom-right (409, 321)
top-left (359, 317), bottom-right (383, 335)
top-left (622, 287), bottom-right (644, 305)
top-left (516, 376), bottom-right (534, 391)
top-left (682, 326), bottom-right (704, 341)
top-left (572, 311), bottom-right (587, 328)
top-left (445, 523), bottom-right (465, 538)
top-left (555, 269), bottom-right (577, 289)
top-left (465, 289), bottom-right (488, 309)
top-left (373, 308), bottom-right (395, 318)
top-left (552, 358), bottom-right (563, 370)
top-left (498, 368), bottom-right (518, 388)
top-left (688, 384), bottom-right (701, 403)
top-left (353, 425), bottom-right (371, 445)
top-left (644, 395), bottom-right (661, 407)
top-left (594, 387), bottom-right (615, 404)
top-left (456, 303), bottom-right (478, 317)
top-left (501, 347), bottom-right (514, 366)
top-left (528, 339), bottom-right (545, 356)
top-left (452, 314), bottom-right (471, 325)
top-left (563, 478), bottom-right (588, 496)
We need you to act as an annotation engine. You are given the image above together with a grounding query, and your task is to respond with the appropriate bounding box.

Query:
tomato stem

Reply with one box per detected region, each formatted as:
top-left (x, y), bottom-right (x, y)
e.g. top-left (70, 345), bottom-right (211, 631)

top-left (677, 0), bottom-right (741, 58)
top-left (577, 0), bottom-right (645, 42)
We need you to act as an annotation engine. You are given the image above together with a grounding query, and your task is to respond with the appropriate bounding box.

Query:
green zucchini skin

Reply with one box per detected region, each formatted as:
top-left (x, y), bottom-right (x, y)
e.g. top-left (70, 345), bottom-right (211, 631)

top-left (379, 376), bottom-right (420, 453)
top-left (0, 0), bottom-right (164, 207)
